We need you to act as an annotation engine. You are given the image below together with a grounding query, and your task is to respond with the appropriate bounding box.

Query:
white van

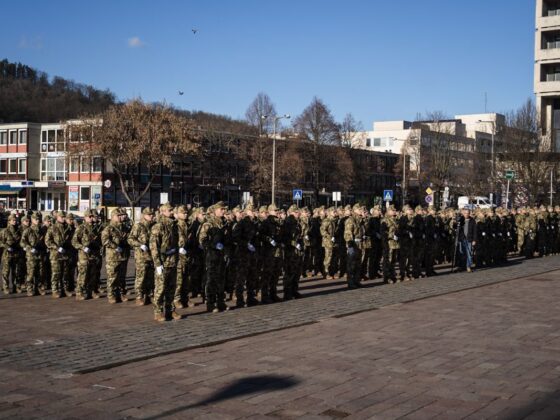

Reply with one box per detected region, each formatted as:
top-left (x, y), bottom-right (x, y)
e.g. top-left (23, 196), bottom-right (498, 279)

top-left (457, 196), bottom-right (493, 209)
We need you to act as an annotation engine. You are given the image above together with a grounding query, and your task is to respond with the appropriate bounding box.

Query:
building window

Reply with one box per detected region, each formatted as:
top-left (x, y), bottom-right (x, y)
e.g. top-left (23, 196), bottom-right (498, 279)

top-left (0, 160), bottom-right (6, 174)
top-left (366, 138), bottom-right (372, 147)
top-left (18, 159), bottom-right (26, 174)
top-left (92, 156), bottom-right (102, 172)
top-left (81, 186), bottom-right (90, 201)
top-left (40, 157), bottom-right (66, 181)
top-left (80, 157), bottom-right (91, 173)
top-left (19, 130), bottom-right (27, 145)
top-left (0, 131), bottom-right (6, 145)
top-left (8, 159), bottom-right (17, 174)
top-left (70, 157), bottom-right (80, 173)
top-left (9, 131), bottom-right (17, 145)
top-left (41, 129), bottom-right (66, 152)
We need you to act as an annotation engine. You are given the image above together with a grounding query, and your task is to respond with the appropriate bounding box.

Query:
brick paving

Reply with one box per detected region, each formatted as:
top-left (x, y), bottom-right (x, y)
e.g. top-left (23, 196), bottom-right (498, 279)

top-left (0, 260), bottom-right (560, 418)
top-left (0, 256), bottom-right (560, 376)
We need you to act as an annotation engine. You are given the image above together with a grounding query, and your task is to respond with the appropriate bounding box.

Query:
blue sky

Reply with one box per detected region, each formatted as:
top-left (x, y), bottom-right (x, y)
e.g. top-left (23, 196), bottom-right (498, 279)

top-left (1, 0), bottom-right (535, 128)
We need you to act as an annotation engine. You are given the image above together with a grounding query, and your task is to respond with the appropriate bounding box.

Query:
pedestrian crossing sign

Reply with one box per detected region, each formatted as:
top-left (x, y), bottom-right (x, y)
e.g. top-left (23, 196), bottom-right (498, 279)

top-left (383, 190), bottom-right (393, 202)
top-left (293, 189), bottom-right (303, 201)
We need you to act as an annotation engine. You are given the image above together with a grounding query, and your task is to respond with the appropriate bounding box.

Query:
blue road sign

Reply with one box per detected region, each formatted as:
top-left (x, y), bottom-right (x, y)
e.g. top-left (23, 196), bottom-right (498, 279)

top-left (293, 189), bottom-right (303, 201)
top-left (383, 190), bottom-right (394, 202)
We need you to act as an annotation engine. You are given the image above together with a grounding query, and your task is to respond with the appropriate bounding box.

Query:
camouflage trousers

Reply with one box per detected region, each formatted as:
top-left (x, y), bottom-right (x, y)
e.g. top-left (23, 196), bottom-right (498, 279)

top-left (283, 248), bottom-right (303, 299)
top-left (323, 246), bottom-right (334, 277)
top-left (2, 254), bottom-right (21, 293)
top-left (174, 257), bottom-right (188, 305)
top-left (105, 259), bottom-right (127, 299)
top-left (153, 266), bottom-right (177, 315)
top-left (76, 255), bottom-right (101, 297)
top-left (50, 257), bottom-right (70, 294)
top-left (25, 253), bottom-right (44, 295)
top-left (383, 246), bottom-right (404, 281)
top-left (64, 252), bottom-right (77, 293)
top-left (205, 250), bottom-right (225, 310)
top-left (135, 257), bottom-right (154, 301)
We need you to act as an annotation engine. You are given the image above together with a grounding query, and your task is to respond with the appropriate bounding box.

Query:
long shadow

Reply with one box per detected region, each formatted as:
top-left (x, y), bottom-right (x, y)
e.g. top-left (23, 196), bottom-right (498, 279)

top-left (144, 374), bottom-right (299, 419)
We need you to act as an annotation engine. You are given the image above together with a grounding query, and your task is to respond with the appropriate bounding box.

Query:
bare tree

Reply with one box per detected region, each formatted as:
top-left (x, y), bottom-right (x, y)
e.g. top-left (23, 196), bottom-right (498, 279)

top-left (245, 92), bottom-right (277, 136)
top-left (66, 99), bottom-right (200, 210)
top-left (339, 113), bottom-right (364, 148)
top-left (497, 98), bottom-right (559, 205)
top-left (293, 97), bottom-right (341, 145)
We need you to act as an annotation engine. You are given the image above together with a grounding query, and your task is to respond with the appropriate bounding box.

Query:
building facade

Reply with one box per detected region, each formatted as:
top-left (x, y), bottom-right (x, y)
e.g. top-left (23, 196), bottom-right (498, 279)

top-left (535, 0), bottom-right (560, 151)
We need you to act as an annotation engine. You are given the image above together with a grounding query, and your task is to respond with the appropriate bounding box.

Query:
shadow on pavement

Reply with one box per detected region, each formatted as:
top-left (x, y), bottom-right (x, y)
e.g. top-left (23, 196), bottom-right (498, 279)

top-left (144, 374), bottom-right (300, 419)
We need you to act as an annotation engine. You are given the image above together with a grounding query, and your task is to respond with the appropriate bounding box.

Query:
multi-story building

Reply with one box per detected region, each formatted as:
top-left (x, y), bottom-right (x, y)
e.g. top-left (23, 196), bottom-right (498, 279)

top-left (535, 0), bottom-right (560, 151)
top-left (0, 122), bottom-right (103, 212)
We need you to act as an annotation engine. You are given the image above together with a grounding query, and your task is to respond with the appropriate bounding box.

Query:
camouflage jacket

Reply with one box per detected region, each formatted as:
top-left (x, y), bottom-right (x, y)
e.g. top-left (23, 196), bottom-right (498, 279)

top-left (20, 224), bottom-right (45, 259)
top-left (320, 217), bottom-right (336, 249)
top-left (198, 215), bottom-right (225, 254)
top-left (2, 224), bottom-right (22, 254)
top-left (72, 222), bottom-right (102, 260)
top-left (344, 215), bottom-right (364, 248)
top-left (102, 221), bottom-right (129, 263)
top-left (45, 222), bottom-right (73, 260)
top-left (128, 220), bottom-right (154, 263)
top-left (381, 216), bottom-right (399, 250)
top-left (150, 216), bottom-right (179, 268)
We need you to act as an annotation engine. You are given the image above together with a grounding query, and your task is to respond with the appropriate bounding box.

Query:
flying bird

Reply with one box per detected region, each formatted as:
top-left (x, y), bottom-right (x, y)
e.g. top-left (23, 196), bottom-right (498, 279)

top-left (192, 29), bottom-right (198, 34)
top-left (178, 91), bottom-right (184, 95)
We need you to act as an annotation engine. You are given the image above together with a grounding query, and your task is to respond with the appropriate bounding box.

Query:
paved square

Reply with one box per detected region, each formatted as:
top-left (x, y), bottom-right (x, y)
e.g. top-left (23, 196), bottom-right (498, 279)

top-left (1, 257), bottom-right (560, 418)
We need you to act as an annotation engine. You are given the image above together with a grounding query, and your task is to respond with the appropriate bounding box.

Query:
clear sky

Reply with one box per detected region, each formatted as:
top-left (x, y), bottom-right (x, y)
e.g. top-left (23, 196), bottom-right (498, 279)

top-left (0, 0), bottom-right (535, 128)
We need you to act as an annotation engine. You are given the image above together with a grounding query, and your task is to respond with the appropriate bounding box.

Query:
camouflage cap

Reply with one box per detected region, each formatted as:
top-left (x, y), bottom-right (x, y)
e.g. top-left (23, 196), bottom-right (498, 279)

top-left (288, 204), bottom-right (299, 213)
top-left (214, 201), bottom-right (227, 209)
top-left (118, 207), bottom-right (127, 215)
top-left (142, 207), bottom-right (155, 215)
top-left (57, 210), bottom-right (67, 218)
top-left (267, 204), bottom-right (278, 212)
top-left (352, 203), bottom-right (361, 211)
top-left (20, 215), bottom-right (30, 223)
top-left (245, 203), bottom-right (254, 211)
top-left (232, 205), bottom-right (242, 213)
top-left (43, 215), bottom-right (53, 223)
top-left (259, 205), bottom-right (268, 213)
top-left (344, 205), bottom-right (352, 211)
top-left (31, 213), bottom-right (41, 221)
top-left (7, 214), bottom-right (16, 222)
top-left (159, 202), bottom-right (174, 212)
top-left (65, 213), bottom-right (75, 220)
top-left (83, 209), bottom-right (95, 217)
top-left (301, 206), bottom-right (309, 213)
top-left (174, 205), bottom-right (187, 214)
top-left (415, 205), bottom-right (423, 212)
top-left (387, 205), bottom-right (396, 211)
top-left (110, 208), bottom-right (120, 218)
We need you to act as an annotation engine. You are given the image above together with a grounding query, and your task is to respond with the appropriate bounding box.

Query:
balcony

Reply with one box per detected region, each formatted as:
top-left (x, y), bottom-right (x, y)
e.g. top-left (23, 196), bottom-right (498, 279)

top-left (538, 14), bottom-right (560, 29)
top-left (536, 80), bottom-right (560, 95)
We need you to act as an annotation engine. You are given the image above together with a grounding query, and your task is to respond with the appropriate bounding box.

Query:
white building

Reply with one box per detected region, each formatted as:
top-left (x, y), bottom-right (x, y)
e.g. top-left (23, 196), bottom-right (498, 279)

top-left (535, 0), bottom-right (560, 151)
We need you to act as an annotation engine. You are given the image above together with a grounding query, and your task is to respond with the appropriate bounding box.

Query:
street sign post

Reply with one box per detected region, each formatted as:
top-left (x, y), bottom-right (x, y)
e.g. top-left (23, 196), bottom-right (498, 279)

top-left (293, 189), bottom-right (303, 207)
top-left (425, 187), bottom-right (433, 195)
top-left (332, 191), bottom-right (341, 209)
top-left (505, 170), bottom-right (515, 209)
top-left (425, 194), bottom-right (433, 205)
top-left (383, 190), bottom-right (394, 202)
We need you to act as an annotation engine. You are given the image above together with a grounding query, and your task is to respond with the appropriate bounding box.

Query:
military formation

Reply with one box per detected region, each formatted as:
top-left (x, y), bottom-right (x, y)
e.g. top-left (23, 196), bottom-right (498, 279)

top-left (1, 202), bottom-right (560, 322)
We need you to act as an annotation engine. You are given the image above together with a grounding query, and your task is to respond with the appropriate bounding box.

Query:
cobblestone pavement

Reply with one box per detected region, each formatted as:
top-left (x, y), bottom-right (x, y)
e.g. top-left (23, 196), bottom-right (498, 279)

top-left (1, 260), bottom-right (560, 418)
top-left (1, 256), bottom-right (560, 376)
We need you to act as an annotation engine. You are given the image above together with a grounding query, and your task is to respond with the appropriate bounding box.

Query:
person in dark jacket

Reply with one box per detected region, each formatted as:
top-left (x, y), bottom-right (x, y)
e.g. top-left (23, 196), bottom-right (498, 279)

top-left (458, 208), bottom-right (477, 272)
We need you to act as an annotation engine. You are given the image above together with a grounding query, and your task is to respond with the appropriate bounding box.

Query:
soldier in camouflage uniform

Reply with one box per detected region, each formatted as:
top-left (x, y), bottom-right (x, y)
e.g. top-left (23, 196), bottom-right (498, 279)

top-left (281, 205), bottom-right (304, 300)
top-left (151, 203), bottom-right (181, 321)
top-left (118, 209), bottom-right (132, 300)
top-left (72, 209), bottom-right (102, 300)
top-left (309, 207), bottom-right (324, 277)
top-left (15, 216), bottom-right (30, 290)
top-left (64, 213), bottom-right (77, 294)
top-left (198, 201), bottom-right (228, 312)
top-left (344, 204), bottom-right (365, 289)
top-left (173, 205), bottom-right (189, 308)
top-left (128, 207), bottom-right (155, 306)
top-left (45, 211), bottom-right (73, 298)
top-left (20, 213), bottom-right (45, 296)
top-left (232, 204), bottom-right (258, 307)
top-left (369, 206), bottom-right (383, 279)
top-left (334, 206), bottom-right (350, 278)
top-left (258, 204), bottom-right (283, 303)
top-left (41, 215), bottom-right (53, 292)
top-left (102, 209), bottom-right (130, 303)
top-left (381, 205), bottom-right (402, 283)
top-left (320, 207), bottom-right (337, 279)
top-left (424, 207), bottom-right (437, 277)
top-left (186, 208), bottom-right (205, 303)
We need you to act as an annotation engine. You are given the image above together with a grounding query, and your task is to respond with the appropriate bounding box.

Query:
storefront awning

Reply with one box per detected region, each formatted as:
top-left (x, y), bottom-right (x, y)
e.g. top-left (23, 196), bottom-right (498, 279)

top-left (0, 186), bottom-right (22, 194)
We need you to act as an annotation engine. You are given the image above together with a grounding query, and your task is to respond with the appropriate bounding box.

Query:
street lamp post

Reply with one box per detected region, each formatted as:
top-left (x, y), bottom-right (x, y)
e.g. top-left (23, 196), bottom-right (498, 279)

top-left (478, 119), bottom-right (497, 203)
top-left (270, 114), bottom-right (290, 206)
